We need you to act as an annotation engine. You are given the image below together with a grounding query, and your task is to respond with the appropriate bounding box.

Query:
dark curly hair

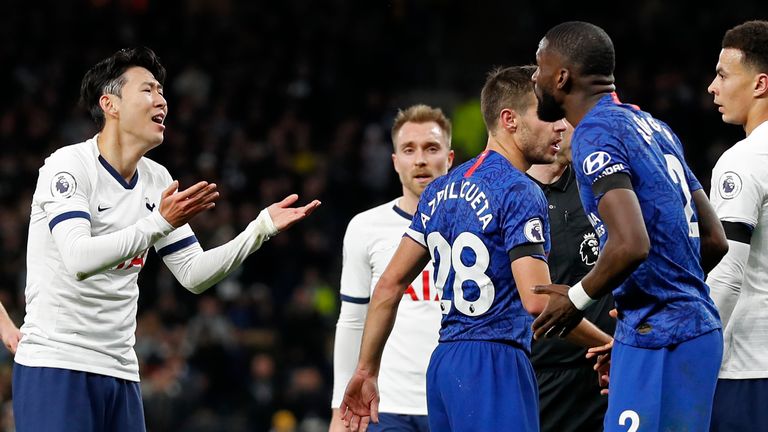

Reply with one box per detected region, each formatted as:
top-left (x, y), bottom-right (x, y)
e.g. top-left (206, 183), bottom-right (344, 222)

top-left (544, 21), bottom-right (615, 77)
top-left (723, 20), bottom-right (768, 73)
top-left (79, 47), bottom-right (166, 129)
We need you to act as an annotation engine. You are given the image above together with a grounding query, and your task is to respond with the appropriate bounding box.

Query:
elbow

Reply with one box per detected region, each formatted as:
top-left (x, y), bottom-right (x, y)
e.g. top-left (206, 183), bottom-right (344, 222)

top-left (709, 236), bottom-right (730, 262)
top-left (621, 237), bottom-right (650, 269)
top-left (180, 279), bottom-right (210, 295)
top-left (521, 296), bottom-right (548, 317)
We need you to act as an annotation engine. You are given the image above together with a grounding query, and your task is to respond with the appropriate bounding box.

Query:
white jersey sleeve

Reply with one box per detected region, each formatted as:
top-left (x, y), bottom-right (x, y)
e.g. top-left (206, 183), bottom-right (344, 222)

top-left (41, 150), bottom-right (174, 280)
top-left (159, 209), bottom-right (278, 294)
top-left (332, 215), bottom-right (372, 408)
top-left (710, 149), bottom-right (761, 227)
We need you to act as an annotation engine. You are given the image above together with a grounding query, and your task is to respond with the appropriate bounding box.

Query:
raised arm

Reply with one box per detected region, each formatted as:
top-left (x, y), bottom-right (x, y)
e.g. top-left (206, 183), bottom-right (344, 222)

top-left (161, 194), bottom-right (320, 294)
top-left (51, 180), bottom-right (218, 280)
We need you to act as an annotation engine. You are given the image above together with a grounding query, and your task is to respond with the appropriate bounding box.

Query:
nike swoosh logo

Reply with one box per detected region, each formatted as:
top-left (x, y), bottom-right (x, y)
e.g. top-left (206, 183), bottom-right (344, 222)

top-left (97, 205), bottom-right (111, 212)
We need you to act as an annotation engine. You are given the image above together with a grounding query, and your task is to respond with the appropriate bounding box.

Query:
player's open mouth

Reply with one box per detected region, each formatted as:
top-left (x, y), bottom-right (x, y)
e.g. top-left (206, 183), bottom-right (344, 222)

top-left (414, 174), bottom-right (432, 182)
top-left (151, 114), bottom-right (165, 125)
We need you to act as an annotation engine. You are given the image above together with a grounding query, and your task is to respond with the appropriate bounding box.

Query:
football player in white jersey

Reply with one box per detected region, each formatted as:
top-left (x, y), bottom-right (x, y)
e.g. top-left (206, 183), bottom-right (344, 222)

top-left (330, 105), bottom-right (454, 432)
top-left (706, 20), bottom-right (768, 431)
top-left (12, 47), bottom-right (320, 432)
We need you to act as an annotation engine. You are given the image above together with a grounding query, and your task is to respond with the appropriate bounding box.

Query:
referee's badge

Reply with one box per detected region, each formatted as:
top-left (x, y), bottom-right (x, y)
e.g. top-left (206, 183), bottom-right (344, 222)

top-left (524, 218), bottom-right (544, 243)
top-left (718, 171), bottom-right (742, 200)
top-left (51, 172), bottom-right (77, 199)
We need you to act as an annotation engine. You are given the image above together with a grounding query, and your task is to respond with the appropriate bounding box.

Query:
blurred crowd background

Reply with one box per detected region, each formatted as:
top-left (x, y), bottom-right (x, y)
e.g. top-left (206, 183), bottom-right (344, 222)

top-left (0, 0), bottom-right (763, 431)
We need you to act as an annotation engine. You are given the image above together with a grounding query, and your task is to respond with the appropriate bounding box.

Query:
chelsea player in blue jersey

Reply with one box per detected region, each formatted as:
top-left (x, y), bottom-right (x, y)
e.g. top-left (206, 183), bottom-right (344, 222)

top-left (340, 66), bottom-right (612, 432)
top-left (532, 22), bottom-right (729, 431)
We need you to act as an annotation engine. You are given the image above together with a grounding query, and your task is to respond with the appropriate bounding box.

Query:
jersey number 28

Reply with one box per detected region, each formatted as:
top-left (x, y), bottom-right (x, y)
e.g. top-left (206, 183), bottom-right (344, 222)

top-left (427, 231), bottom-right (495, 316)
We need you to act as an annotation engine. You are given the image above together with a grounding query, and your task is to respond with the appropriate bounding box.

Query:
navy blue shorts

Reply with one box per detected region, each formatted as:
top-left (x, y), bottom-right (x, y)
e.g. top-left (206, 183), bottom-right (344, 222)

top-left (13, 363), bottom-right (146, 432)
top-left (604, 329), bottom-right (722, 432)
top-left (426, 340), bottom-right (539, 432)
top-left (369, 413), bottom-right (429, 432)
top-left (711, 377), bottom-right (768, 431)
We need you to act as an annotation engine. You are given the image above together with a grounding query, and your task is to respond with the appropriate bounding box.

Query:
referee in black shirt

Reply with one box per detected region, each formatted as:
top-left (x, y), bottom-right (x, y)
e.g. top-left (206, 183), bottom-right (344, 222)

top-left (528, 121), bottom-right (615, 432)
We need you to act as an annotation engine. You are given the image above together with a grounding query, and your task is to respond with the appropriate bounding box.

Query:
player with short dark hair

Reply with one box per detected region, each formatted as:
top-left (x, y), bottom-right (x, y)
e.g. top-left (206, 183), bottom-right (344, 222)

top-left (532, 21), bottom-right (729, 431)
top-left (706, 19), bottom-right (768, 432)
top-left (12, 47), bottom-right (320, 432)
top-left (339, 65), bottom-right (612, 432)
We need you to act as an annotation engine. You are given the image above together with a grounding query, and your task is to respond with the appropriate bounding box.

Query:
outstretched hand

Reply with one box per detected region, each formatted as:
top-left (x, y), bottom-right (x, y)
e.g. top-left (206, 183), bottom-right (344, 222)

top-left (531, 284), bottom-right (584, 339)
top-left (340, 371), bottom-right (380, 432)
top-left (267, 194), bottom-right (321, 232)
top-left (159, 180), bottom-right (219, 228)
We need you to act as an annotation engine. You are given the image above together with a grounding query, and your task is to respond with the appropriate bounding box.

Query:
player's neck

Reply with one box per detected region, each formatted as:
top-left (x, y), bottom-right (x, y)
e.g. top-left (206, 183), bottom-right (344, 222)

top-left (486, 134), bottom-right (530, 172)
top-left (398, 191), bottom-right (419, 215)
top-left (527, 161), bottom-right (567, 184)
top-left (565, 83), bottom-right (615, 127)
top-left (744, 105), bottom-right (768, 136)
top-left (97, 124), bottom-right (148, 182)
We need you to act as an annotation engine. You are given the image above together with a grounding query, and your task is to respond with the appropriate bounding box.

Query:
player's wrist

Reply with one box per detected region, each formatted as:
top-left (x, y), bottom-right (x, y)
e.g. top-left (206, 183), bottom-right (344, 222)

top-left (568, 281), bottom-right (596, 311)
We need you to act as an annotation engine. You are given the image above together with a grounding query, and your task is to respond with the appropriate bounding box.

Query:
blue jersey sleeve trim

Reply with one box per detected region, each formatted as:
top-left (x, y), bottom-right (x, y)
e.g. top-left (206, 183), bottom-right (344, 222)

top-left (49, 211), bottom-right (91, 231)
top-left (157, 235), bottom-right (199, 257)
top-left (340, 294), bottom-right (370, 304)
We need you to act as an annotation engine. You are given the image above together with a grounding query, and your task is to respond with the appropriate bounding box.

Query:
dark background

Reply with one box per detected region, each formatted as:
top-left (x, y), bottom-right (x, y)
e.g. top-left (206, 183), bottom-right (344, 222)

top-left (0, 1), bottom-right (761, 431)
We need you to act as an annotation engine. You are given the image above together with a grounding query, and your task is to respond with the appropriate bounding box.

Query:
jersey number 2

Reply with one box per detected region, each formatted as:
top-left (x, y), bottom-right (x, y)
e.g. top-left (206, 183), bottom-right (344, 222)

top-left (427, 232), bottom-right (495, 316)
top-left (664, 154), bottom-right (699, 238)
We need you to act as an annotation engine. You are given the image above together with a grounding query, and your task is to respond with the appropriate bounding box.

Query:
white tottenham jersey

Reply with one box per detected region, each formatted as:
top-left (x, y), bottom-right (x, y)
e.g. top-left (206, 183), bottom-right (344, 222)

top-left (709, 121), bottom-right (768, 379)
top-left (332, 199), bottom-right (441, 415)
top-left (16, 136), bottom-right (197, 381)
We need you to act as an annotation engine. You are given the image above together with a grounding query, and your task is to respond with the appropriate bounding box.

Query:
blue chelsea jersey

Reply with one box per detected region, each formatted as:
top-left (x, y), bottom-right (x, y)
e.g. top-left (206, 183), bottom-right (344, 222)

top-left (405, 150), bottom-right (550, 353)
top-left (572, 93), bottom-right (720, 348)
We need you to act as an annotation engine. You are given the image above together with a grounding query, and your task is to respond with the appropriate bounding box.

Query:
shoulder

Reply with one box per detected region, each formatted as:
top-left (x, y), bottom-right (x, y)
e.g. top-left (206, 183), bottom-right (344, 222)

top-left (45, 140), bottom-right (95, 168)
top-left (138, 155), bottom-right (173, 182)
top-left (346, 199), bottom-right (397, 234)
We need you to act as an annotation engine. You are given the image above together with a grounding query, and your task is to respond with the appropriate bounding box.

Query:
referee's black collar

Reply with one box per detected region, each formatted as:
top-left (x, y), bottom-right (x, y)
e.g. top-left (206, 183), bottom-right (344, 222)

top-left (529, 164), bottom-right (573, 192)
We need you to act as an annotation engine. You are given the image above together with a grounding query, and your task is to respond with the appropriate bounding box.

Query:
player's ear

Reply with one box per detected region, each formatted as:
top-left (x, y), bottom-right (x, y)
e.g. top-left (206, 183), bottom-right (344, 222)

top-left (99, 94), bottom-right (119, 119)
top-left (754, 73), bottom-right (768, 98)
top-left (500, 108), bottom-right (517, 133)
top-left (556, 68), bottom-right (570, 91)
top-left (391, 152), bottom-right (400, 173)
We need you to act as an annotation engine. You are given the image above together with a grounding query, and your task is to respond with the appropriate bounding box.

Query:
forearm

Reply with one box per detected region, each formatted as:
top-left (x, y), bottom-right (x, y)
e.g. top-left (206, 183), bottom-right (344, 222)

top-left (565, 318), bottom-right (613, 348)
top-left (706, 239), bottom-right (748, 327)
top-left (581, 239), bottom-right (646, 299)
top-left (356, 279), bottom-right (402, 375)
top-left (52, 212), bottom-right (174, 280)
top-left (331, 303), bottom-right (366, 408)
top-left (163, 209), bottom-right (277, 293)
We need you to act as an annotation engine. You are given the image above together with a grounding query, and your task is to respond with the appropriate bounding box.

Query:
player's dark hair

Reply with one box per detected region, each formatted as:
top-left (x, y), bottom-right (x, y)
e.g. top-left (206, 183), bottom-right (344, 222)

top-left (80, 47), bottom-right (166, 130)
top-left (544, 21), bottom-right (615, 76)
top-left (723, 20), bottom-right (768, 73)
top-left (480, 65), bottom-right (537, 133)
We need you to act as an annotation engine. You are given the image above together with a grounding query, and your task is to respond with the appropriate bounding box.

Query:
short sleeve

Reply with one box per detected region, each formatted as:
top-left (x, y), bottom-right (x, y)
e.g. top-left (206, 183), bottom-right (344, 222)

top-left (501, 181), bottom-right (550, 261)
top-left (339, 216), bottom-right (373, 301)
top-left (405, 181), bottom-right (439, 247)
top-left (710, 149), bottom-right (762, 228)
top-left (36, 150), bottom-right (93, 231)
top-left (573, 126), bottom-right (632, 201)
